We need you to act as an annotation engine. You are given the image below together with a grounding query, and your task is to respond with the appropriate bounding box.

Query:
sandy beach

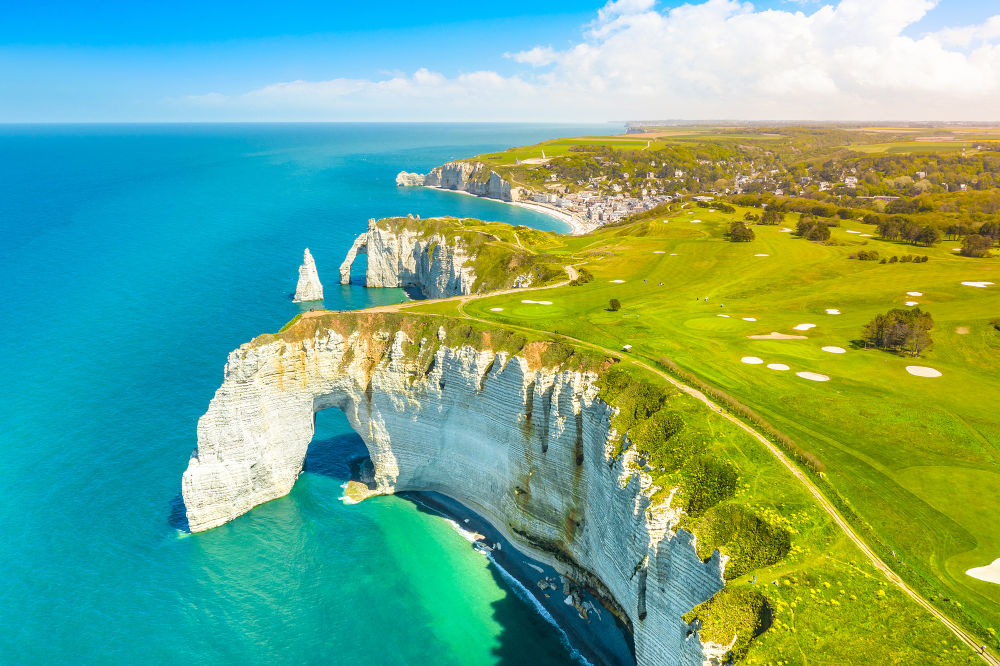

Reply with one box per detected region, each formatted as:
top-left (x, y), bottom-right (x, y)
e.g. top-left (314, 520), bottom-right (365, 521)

top-left (426, 186), bottom-right (595, 235)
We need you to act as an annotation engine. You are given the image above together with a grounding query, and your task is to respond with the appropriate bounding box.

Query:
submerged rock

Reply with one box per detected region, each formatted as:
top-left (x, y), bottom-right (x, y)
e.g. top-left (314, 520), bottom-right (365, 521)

top-left (293, 248), bottom-right (324, 302)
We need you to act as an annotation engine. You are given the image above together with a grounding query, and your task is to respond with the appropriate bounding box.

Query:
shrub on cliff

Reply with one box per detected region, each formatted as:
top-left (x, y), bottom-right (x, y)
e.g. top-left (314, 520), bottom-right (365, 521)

top-left (683, 587), bottom-right (770, 663)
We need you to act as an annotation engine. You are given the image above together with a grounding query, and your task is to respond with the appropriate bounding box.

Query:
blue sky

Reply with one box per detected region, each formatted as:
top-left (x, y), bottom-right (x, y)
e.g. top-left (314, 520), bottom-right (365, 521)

top-left (2, 0), bottom-right (999, 121)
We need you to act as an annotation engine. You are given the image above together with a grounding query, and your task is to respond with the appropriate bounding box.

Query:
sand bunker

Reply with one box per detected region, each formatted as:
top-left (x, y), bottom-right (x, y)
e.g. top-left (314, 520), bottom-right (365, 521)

top-left (952, 248), bottom-right (962, 251)
top-left (966, 558), bottom-right (1000, 585)
top-left (846, 230), bottom-right (860, 234)
top-left (708, 209), bottom-right (715, 212)
top-left (717, 314), bottom-right (731, 318)
top-left (754, 253), bottom-right (770, 257)
top-left (905, 301), bottom-right (919, 306)
top-left (961, 281), bottom-right (995, 288)
top-left (670, 253), bottom-right (678, 256)
top-left (743, 317), bottom-right (758, 321)
top-left (690, 219), bottom-right (702, 223)
top-left (767, 363), bottom-right (791, 371)
top-left (825, 308), bottom-right (841, 315)
top-left (956, 326), bottom-right (969, 335)
top-left (749, 332), bottom-right (807, 340)
top-left (907, 291), bottom-right (923, 296)
top-left (780, 228), bottom-right (793, 232)
top-left (793, 323), bottom-right (817, 331)
top-left (489, 307), bottom-right (504, 312)
top-left (796, 372), bottom-right (830, 382)
top-left (653, 251), bottom-right (666, 254)
top-left (822, 346), bottom-right (847, 354)
top-left (860, 233), bottom-right (874, 237)
top-left (741, 356), bottom-right (764, 365)
top-left (906, 366), bottom-right (942, 377)
top-left (609, 279), bottom-right (626, 283)
top-left (521, 300), bottom-right (553, 305)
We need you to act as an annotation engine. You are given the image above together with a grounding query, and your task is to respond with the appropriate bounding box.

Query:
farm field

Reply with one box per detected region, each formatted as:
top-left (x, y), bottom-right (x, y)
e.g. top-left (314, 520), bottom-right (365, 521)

top-left (404, 204), bottom-right (1000, 649)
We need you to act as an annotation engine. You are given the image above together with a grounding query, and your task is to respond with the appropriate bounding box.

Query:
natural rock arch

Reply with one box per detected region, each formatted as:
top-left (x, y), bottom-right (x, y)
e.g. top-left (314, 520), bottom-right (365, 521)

top-left (182, 322), bottom-right (725, 666)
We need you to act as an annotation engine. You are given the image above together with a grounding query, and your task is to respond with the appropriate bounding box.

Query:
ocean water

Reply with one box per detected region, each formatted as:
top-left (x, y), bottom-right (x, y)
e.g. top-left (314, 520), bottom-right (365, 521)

top-left (0, 123), bottom-right (615, 665)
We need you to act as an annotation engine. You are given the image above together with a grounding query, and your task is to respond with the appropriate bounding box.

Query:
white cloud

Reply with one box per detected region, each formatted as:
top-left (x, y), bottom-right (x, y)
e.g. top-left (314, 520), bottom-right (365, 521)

top-left (180, 0), bottom-right (1000, 121)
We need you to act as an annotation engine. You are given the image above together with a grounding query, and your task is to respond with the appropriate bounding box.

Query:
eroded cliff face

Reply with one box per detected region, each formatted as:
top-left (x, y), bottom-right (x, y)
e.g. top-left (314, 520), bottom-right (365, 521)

top-left (396, 161), bottom-right (519, 201)
top-left (338, 218), bottom-right (476, 298)
top-left (182, 318), bottom-right (726, 666)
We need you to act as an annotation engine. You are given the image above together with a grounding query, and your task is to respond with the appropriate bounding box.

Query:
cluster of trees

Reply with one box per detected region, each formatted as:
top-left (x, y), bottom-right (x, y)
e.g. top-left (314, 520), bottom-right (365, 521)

top-left (961, 234), bottom-right (996, 257)
top-left (850, 250), bottom-right (930, 263)
top-left (851, 250), bottom-right (881, 261)
top-left (876, 218), bottom-right (941, 246)
top-left (570, 267), bottom-right (594, 285)
top-left (728, 221), bottom-right (756, 242)
top-left (796, 216), bottom-right (831, 241)
top-left (862, 307), bottom-right (934, 356)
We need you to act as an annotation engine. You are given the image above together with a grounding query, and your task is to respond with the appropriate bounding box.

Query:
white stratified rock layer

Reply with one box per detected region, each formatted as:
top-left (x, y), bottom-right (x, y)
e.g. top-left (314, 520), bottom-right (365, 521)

top-left (338, 218), bottom-right (476, 298)
top-left (182, 326), bottom-right (726, 666)
top-left (292, 248), bottom-right (324, 302)
top-left (396, 161), bottom-right (519, 201)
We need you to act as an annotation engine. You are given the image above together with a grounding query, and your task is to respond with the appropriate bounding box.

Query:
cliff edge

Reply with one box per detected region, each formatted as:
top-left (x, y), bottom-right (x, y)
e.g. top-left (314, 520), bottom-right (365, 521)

top-left (338, 216), bottom-right (566, 297)
top-left (181, 312), bottom-right (735, 665)
top-left (396, 161), bottom-right (520, 201)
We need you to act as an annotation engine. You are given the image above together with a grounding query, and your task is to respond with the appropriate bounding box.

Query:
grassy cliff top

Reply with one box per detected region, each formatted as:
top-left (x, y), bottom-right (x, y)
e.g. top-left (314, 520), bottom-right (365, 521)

top-left (394, 200), bottom-right (1000, 660)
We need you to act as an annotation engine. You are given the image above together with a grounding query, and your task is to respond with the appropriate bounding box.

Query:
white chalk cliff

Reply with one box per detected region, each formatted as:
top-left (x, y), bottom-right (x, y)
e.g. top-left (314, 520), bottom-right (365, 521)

top-left (182, 317), bottom-right (727, 666)
top-left (339, 218), bottom-right (476, 298)
top-left (396, 161), bottom-right (520, 201)
top-left (292, 248), bottom-right (324, 302)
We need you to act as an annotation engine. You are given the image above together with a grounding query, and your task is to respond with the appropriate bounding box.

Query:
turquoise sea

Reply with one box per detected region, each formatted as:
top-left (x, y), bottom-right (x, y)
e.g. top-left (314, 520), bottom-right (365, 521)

top-left (0, 123), bottom-right (616, 665)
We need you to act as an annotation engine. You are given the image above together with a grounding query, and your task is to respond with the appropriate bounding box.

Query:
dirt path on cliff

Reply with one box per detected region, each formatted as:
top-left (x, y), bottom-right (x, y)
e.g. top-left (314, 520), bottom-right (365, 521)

top-left (308, 268), bottom-right (997, 664)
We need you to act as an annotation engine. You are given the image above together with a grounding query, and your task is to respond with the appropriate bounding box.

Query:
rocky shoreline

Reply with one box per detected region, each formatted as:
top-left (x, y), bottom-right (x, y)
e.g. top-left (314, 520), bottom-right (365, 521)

top-left (401, 490), bottom-right (636, 666)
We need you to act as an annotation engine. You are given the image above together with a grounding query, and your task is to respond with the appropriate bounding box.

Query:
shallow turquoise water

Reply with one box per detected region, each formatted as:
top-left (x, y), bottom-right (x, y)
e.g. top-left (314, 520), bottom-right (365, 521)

top-left (0, 123), bottom-right (613, 664)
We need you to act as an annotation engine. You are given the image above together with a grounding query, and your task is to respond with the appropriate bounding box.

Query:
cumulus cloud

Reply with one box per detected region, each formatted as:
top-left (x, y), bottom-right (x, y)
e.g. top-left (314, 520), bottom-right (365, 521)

top-left (181, 0), bottom-right (1000, 121)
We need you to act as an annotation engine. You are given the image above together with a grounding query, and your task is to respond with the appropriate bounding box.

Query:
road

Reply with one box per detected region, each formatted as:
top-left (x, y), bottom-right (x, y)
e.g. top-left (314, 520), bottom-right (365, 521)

top-left (310, 267), bottom-right (999, 664)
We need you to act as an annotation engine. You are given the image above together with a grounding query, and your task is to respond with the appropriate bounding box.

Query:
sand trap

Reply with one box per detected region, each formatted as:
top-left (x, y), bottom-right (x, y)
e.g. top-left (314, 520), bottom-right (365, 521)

top-left (860, 233), bottom-right (874, 237)
top-left (521, 300), bottom-right (553, 305)
top-left (741, 356), bottom-right (764, 365)
top-left (907, 291), bottom-right (923, 296)
top-left (796, 372), bottom-right (830, 382)
top-left (690, 219), bottom-right (702, 223)
top-left (905, 301), bottom-right (919, 306)
top-left (846, 230), bottom-right (860, 234)
top-left (825, 308), bottom-right (841, 315)
top-left (822, 346), bottom-right (846, 354)
top-left (906, 366), bottom-right (942, 377)
top-left (961, 281), bottom-right (995, 288)
top-left (952, 248), bottom-right (962, 251)
top-left (754, 253), bottom-right (769, 257)
top-left (653, 251), bottom-right (666, 254)
top-left (767, 363), bottom-right (791, 371)
top-left (609, 279), bottom-right (626, 283)
top-left (956, 326), bottom-right (969, 335)
top-left (780, 228), bottom-right (793, 232)
top-left (670, 253), bottom-right (678, 256)
top-left (749, 332), bottom-right (807, 340)
top-left (717, 314), bottom-right (731, 318)
top-left (743, 317), bottom-right (757, 321)
top-left (793, 323), bottom-right (817, 331)
top-left (489, 307), bottom-right (504, 312)
top-left (708, 209), bottom-right (715, 212)
top-left (967, 558), bottom-right (1000, 585)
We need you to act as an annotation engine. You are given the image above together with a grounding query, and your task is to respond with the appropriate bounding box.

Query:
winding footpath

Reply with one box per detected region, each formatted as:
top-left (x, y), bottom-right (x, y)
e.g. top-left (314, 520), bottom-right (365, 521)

top-left (312, 266), bottom-right (998, 664)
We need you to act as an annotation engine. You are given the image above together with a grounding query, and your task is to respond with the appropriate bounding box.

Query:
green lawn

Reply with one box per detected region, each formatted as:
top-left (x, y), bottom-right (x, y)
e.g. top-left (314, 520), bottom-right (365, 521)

top-left (447, 205), bottom-right (1000, 651)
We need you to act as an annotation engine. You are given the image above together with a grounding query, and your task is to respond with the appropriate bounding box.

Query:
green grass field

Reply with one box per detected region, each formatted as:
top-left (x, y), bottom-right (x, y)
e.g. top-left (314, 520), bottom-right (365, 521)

top-left (404, 205), bottom-right (1000, 656)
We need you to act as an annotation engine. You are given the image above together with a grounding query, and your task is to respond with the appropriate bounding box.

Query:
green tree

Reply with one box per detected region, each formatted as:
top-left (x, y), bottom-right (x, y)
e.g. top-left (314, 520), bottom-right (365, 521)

top-left (728, 221), bottom-right (756, 242)
top-left (609, 298), bottom-right (622, 311)
top-left (862, 307), bottom-right (934, 356)
top-left (962, 234), bottom-right (993, 258)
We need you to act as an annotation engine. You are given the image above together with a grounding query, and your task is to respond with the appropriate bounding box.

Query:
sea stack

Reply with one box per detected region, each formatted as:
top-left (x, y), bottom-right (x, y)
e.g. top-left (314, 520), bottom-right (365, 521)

top-left (293, 248), bottom-right (324, 302)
